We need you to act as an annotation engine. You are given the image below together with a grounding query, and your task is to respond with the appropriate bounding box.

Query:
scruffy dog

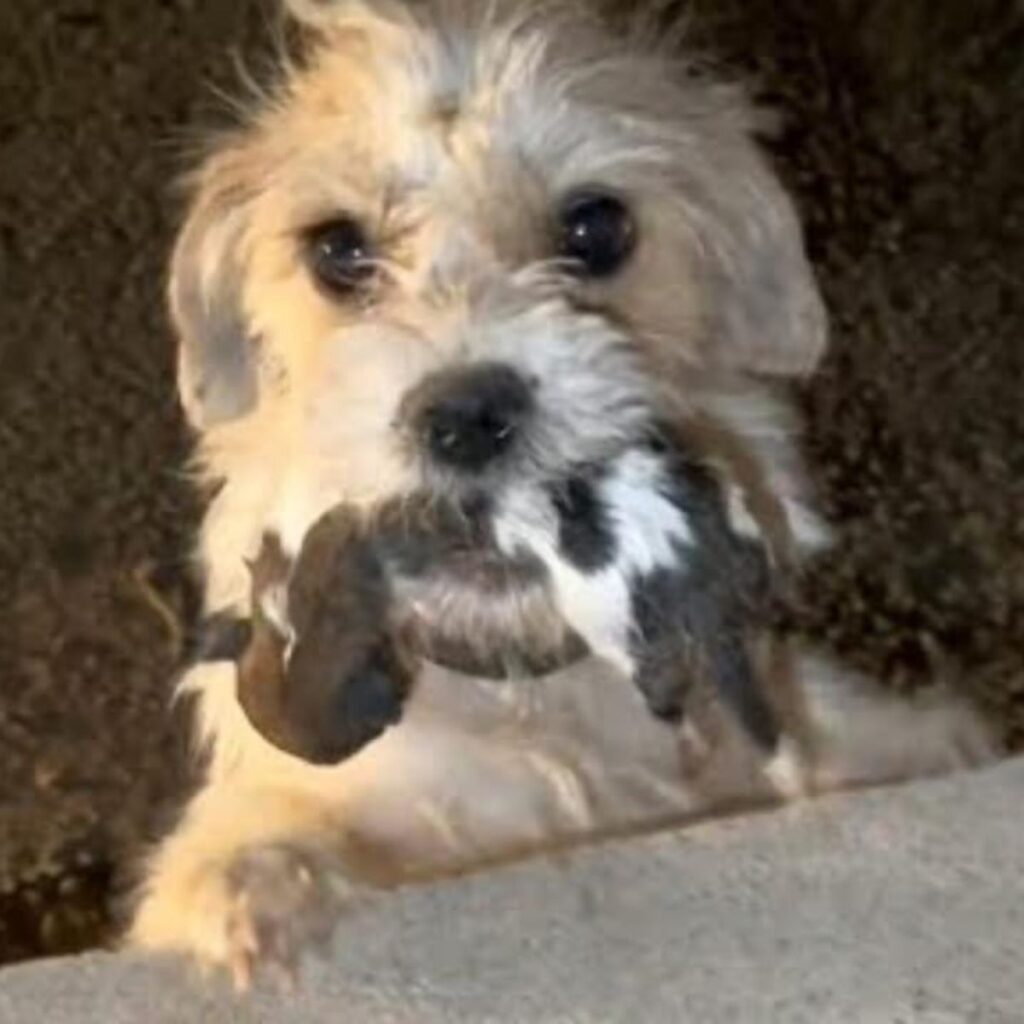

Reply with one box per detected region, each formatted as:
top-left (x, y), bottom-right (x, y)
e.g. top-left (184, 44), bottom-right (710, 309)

top-left (130, 0), bottom-right (994, 986)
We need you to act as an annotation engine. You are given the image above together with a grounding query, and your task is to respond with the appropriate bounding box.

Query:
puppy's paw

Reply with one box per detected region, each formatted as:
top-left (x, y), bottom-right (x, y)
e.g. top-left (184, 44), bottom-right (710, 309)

top-left (223, 843), bottom-right (350, 991)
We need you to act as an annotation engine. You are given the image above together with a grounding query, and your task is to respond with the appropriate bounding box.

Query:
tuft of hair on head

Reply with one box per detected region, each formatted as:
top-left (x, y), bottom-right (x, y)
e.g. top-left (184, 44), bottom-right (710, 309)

top-left (281, 0), bottom-right (602, 41)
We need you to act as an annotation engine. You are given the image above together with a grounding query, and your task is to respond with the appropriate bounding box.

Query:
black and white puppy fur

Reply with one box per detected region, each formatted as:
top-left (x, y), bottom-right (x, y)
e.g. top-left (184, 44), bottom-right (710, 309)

top-left (214, 409), bottom-right (796, 792)
top-left (490, 420), bottom-right (792, 779)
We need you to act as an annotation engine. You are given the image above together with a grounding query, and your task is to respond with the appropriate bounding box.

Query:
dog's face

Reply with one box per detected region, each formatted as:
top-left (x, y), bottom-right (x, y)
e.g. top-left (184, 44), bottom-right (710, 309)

top-left (172, 0), bottom-right (824, 512)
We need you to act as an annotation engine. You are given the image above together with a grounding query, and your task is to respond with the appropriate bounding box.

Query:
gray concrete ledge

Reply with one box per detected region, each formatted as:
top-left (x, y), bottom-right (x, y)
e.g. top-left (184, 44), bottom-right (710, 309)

top-left (2, 760), bottom-right (1023, 1023)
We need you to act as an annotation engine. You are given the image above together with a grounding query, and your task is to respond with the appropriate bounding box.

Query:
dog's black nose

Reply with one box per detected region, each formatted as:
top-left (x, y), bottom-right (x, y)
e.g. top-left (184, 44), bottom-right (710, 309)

top-left (419, 363), bottom-right (533, 472)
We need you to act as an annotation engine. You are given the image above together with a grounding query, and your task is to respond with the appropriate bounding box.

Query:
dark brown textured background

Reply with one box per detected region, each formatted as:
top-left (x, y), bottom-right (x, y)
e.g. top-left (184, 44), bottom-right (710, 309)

top-left (0, 0), bottom-right (1021, 965)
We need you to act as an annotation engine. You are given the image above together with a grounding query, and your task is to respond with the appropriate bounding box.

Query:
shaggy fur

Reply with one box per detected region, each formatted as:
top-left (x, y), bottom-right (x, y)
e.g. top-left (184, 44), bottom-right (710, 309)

top-left (129, 0), bottom-right (994, 986)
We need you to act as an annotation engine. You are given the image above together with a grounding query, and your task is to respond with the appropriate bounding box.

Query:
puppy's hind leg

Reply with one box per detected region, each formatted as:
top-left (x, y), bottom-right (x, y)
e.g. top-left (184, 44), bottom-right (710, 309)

top-left (129, 782), bottom-right (355, 990)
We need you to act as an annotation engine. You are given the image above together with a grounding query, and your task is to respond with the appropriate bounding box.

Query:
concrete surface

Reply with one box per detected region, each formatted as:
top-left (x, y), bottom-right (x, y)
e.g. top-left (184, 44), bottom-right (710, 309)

top-left (2, 760), bottom-right (1023, 1023)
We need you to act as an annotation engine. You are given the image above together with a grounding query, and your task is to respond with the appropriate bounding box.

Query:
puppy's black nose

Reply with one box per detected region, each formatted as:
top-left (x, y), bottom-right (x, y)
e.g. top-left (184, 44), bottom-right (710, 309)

top-left (419, 363), bottom-right (533, 472)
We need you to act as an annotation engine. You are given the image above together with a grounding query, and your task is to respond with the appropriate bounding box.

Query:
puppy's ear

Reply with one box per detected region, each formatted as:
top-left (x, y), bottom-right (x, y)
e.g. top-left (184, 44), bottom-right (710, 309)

top-left (685, 122), bottom-right (827, 378)
top-left (169, 146), bottom-right (260, 430)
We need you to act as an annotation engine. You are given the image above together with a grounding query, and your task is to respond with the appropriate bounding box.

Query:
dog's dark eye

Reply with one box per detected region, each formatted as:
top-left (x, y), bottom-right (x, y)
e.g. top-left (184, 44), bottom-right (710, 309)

top-left (305, 217), bottom-right (375, 294)
top-left (558, 191), bottom-right (636, 278)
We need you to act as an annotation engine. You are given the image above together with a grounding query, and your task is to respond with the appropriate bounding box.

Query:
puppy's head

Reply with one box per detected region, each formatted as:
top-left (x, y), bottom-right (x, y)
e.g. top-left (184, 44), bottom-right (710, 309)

top-left (233, 528), bottom-right (415, 765)
top-left (171, 0), bottom-right (825, 505)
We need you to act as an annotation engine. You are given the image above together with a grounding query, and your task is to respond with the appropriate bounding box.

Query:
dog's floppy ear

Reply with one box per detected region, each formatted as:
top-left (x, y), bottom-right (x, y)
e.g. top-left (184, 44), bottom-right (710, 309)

top-left (169, 145), bottom-right (260, 430)
top-left (682, 114), bottom-right (828, 378)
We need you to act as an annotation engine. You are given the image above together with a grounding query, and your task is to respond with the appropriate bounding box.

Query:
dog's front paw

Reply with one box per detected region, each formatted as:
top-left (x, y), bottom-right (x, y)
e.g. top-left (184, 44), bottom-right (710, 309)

top-left (223, 843), bottom-right (350, 990)
top-left (132, 839), bottom-right (352, 990)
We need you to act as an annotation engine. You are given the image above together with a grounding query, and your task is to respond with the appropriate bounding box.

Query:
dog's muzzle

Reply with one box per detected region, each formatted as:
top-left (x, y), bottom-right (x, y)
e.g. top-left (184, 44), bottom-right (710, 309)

top-left (401, 361), bottom-right (535, 473)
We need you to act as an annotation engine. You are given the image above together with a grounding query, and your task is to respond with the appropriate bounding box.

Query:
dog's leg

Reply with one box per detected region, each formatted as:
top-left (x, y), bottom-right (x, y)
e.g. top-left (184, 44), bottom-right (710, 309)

top-left (129, 781), bottom-right (355, 989)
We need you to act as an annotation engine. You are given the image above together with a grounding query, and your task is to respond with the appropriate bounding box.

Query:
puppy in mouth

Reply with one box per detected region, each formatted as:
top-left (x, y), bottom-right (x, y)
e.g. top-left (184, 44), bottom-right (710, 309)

top-left (130, 0), bottom-right (994, 987)
top-left (216, 411), bottom-right (799, 803)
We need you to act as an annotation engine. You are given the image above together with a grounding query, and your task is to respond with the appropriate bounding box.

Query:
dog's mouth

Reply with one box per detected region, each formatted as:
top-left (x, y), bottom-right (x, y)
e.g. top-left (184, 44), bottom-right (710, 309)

top-left (407, 548), bottom-right (589, 680)
top-left (423, 629), bottom-right (588, 680)
top-left (436, 543), bottom-right (545, 593)
top-left (390, 520), bottom-right (588, 679)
